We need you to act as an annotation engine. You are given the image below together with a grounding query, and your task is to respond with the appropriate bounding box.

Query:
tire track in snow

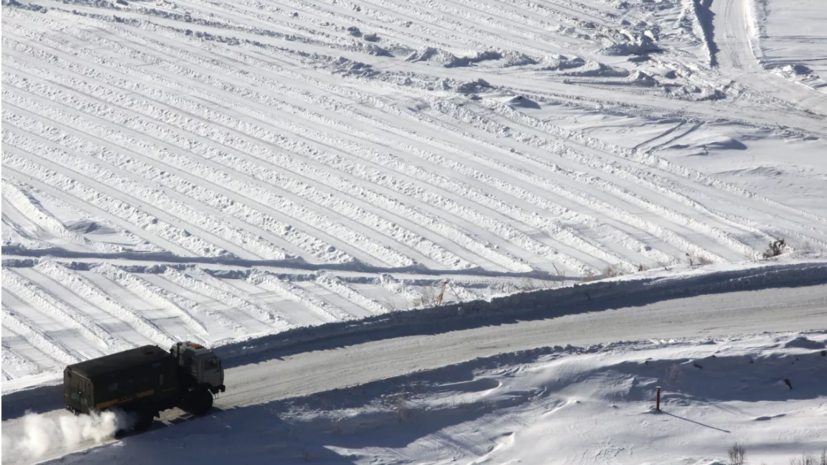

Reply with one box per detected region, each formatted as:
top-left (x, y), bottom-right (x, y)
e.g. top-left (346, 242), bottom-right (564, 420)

top-left (0, 341), bottom-right (42, 378)
top-left (135, 37), bottom-right (691, 266)
top-left (3, 117), bottom-right (292, 263)
top-left (4, 32), bottom-right (672, 270)
top-left (38, 49), bottom-right (582, 273)
top-left (90, 264), bottom-right (213, 341)
top-left (1, 304), bottom-right (80, 366)
top-left (315, 273), bottom-right (389, 316)
top-left (159, 267), bottom-right (293, 332)
top-left (427, 99), bottom-right (757, 260)
top-left (2, 40), bottom-right (509, 271)
top-left (33, 260), bottom-right (178, 349)
top-left (4, 30), bottom-right (628, 269)
top-left (1, 152), bottom-right (226, 259)
top-left (3, 38), bottom-right (525, 271)
top-left (2, 99), bottom-right (286, 263)
top-left (2, 70), bottom-right (417, 269)
top-left (486, 103), bottom-right (776, 246)
top-left (248, 271), bottom-right (350, 324)
top-left (0, 102), bottom-right (352, 265)
top-left (0, 180), bottom-right (119, 254)
top-left (1, 269), bottom-right (126, 353)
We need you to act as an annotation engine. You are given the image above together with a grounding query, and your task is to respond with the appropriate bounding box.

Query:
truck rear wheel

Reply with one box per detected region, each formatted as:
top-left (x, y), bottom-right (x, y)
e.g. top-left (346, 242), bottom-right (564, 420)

top-left (132, 409), bottom-right (155, 432)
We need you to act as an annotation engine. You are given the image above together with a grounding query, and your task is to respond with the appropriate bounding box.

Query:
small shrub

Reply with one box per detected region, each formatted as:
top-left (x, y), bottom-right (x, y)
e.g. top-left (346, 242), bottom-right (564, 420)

top-left (763, 238), bottom-right (787, 258)
top-left (388, 391), bottom-right (410, 423)
top-left (581, 271), bottom-right (597, 282)
top-left (519, 277), bottom-right (540, 291)
top-left (601, 264), bottom-right (624, 279)
top-left (790, 449), bottom-right (827, 465)
top-left (728, 442), bottom-right (746, 465)
top-left (790, 455), bottom-right (817, 465)
top-left (656, 260), bottom-right (672, 271)
top-left (696, 255), bottom-right (713, 265)
top-left (412, 285), bottom-right (440, 308)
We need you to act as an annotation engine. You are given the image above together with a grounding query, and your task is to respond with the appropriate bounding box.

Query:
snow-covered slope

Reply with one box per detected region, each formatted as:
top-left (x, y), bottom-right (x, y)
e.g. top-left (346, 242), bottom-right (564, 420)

top-left (3, 0), bottom-right (827, 395)
top-left (3, 1), bottom-right (827, 457)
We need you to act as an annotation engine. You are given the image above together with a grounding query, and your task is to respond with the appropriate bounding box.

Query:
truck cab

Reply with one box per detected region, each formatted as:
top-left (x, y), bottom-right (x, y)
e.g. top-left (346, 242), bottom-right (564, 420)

top-left (170, 341), bottom-right (226, 394)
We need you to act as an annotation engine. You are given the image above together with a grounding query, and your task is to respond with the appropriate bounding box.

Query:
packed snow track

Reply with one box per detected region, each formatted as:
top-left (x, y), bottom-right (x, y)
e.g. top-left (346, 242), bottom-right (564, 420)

top-left (3, 264), bottom-right (827, 464)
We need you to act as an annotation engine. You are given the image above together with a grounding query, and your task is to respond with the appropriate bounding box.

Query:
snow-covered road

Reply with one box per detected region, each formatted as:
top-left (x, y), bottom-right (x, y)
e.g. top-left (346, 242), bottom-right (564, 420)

top-left (218, 281), bottom-right (827, 410)
top-left (710, 0), bottom-right (827, 117)
top-left (4, 271), bottom-right (826, 464)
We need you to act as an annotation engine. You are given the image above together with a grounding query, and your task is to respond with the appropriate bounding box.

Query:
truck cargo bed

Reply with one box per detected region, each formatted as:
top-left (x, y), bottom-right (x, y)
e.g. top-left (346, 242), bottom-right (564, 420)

top-left (64, 345), bottom-right (179, 414)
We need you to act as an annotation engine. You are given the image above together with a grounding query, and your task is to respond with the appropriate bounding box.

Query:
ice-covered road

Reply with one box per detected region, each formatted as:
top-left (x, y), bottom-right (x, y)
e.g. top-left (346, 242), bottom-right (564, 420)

top-left (4, 270), bottom-right (826, 464)
top-left (217, 281), bottom-right (827, 410)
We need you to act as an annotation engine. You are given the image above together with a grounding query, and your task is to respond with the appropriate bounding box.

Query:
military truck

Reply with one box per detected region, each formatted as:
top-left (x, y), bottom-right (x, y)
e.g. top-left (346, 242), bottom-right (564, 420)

top-left (64, 341), bottom-right (226, 432)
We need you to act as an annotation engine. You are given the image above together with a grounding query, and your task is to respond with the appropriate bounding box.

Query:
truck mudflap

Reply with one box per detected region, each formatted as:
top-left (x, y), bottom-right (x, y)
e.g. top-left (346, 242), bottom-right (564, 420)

top-left (209, 385), bottom-right (226, 394)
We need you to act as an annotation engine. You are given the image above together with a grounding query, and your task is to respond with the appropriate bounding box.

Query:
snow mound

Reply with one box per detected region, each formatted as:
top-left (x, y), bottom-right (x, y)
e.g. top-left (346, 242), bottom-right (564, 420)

top-left (601, 33), bottom-right (661, 56)
top-left (405, 47), bottom-right (502, 68)
top-left (503, 95), bottom-right (541, 109)
top-left (539, 55), bottom-right (585, 70)
top-left (455, 78), bottom-right (492, 94)
top-left (784, 336), bottom-right (826, 350)
top-left (561, 61), bottom-right (629, 77)
top-left (630, 70), bottom-right (659, 87)
top-left (500, 51), bottom-right (538, 67)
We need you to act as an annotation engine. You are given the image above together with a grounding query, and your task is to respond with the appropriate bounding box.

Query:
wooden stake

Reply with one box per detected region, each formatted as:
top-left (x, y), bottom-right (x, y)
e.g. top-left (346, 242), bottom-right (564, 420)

top-left (656, 386), bottom-right (662, 411)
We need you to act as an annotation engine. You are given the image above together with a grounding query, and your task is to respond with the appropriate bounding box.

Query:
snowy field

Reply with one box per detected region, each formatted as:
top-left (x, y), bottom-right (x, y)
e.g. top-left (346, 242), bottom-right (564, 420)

top-left (3, 0), bottom-right (827, 392)
top-left (2, 0), bottom-right (827, 462)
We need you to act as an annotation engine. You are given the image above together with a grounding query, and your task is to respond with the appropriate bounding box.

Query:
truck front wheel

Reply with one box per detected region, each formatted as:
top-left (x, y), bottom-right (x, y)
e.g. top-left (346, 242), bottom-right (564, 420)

top-left (183, 388), bottom-right (213, 415)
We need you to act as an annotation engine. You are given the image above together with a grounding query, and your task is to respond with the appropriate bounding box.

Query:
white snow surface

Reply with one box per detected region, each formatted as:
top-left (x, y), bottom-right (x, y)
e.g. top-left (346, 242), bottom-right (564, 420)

top-left (20, 332), bottom-right (827, 465)
top-left (3, 0), bottom-right (827, 393)
top-left (2, 0), bottom-right (827, 461)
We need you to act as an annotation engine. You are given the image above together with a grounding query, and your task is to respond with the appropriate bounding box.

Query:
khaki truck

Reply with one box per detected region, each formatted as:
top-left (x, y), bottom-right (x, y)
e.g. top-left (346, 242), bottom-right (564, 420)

top-left (64, 342), bottom-right (225, 433)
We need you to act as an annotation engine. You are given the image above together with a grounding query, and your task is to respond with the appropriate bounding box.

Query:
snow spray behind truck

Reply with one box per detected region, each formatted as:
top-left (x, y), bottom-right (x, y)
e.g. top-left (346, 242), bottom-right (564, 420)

top-left (64, 342), bottom-right (225, 433)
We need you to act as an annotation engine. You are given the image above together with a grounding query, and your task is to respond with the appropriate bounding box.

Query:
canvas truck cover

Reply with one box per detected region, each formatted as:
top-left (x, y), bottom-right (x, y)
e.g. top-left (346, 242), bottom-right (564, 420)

top-left (64, 345), bottom-right (178, 413)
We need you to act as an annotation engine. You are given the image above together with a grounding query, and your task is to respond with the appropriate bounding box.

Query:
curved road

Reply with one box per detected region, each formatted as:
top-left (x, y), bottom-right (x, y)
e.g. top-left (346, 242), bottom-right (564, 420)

top-left (710, 0), bottom-right (827, 118)
top-left (5, 282), bottom-right (827, 464)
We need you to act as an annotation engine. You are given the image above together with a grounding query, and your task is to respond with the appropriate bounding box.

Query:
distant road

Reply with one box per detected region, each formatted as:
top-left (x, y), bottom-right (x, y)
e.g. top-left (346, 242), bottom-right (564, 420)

top-left (710, 0), bottom-right (827, 118)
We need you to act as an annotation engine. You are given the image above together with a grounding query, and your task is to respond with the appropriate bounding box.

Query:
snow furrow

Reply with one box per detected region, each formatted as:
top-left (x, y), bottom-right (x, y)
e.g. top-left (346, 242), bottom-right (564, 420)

top-left (33, 260), bottom-right (178, 349)
top-left (0, 341), bottom-right (42, 378)
top-left (1, 41), bottom-right (513, 270)
top-left (1, 151), bottom-right (225, 259)
top-left (248, 271), bottom-right (350, 324)
top-left (1, 304), bottom-right (81, 366)
top-left (0, 48), bottom-right (474, 269)
top-left (0, 180), bottom-right (119, 254)
top-left (315, 273), bottom-right (390, 316)
top-left (10, 43), bottom-right (521, 270)
top-left (428, 99), bottom-right (757, 260)
top-left (0, 107), bottom-right (351, 265)
top-left (2, 74), bottom-right (416, 269)
top-left (90, 264), bottom-right (211, 340)
top-left (3, 118), bottom-right (290, 262)
top-left (160, 267), bottom-right (293, 331)
top-left (1, 270), bottom-right (125, 352)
